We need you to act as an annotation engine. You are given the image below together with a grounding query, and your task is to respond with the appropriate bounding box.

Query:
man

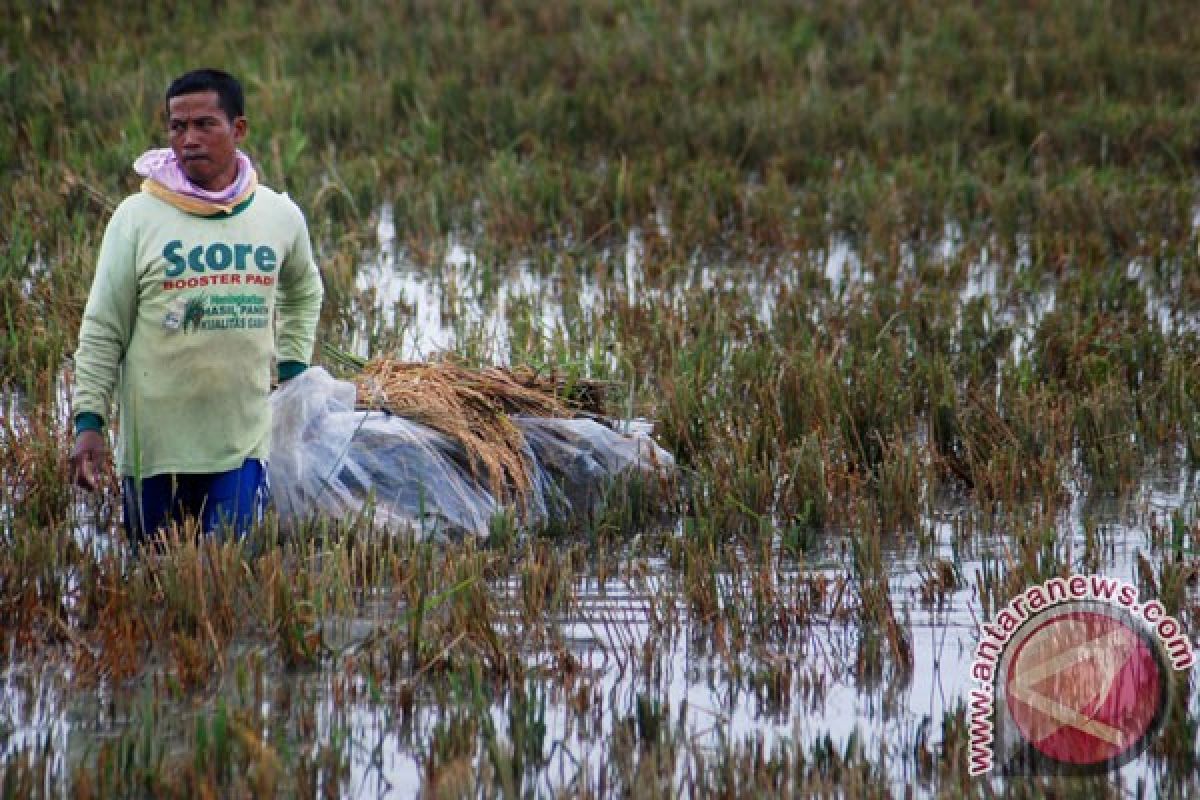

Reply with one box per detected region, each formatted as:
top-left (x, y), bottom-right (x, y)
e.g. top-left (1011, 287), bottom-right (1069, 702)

top-left (70, 69), bottom-right (324, 542)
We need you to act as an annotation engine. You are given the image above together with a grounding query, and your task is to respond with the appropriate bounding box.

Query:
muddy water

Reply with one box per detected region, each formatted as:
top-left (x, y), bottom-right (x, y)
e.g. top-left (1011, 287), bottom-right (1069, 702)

top-left (2, 482), bottom-right (1190, 796)
top-left (297, 474), bottom-right (1195, 794)
top-left (6, 469), bottom-right (1191, 794)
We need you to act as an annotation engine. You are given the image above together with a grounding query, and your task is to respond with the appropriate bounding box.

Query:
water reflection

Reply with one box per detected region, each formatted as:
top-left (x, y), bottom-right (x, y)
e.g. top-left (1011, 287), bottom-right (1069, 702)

top-left (3, 207), bottom-right (1199, 794)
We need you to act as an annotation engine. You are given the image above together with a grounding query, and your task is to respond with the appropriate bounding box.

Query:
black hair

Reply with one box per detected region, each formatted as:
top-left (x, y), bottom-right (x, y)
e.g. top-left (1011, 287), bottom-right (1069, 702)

top-left (165, 69), bottom-right (245, 121)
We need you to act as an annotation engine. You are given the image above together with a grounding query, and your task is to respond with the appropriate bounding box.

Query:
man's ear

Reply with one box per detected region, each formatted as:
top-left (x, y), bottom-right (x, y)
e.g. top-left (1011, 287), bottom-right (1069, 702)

top-left (233, 116), bottom-right (248, 144)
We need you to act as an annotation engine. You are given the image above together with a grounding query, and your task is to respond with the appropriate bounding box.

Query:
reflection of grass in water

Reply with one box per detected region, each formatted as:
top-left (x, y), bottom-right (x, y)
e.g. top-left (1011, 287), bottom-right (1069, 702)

top-left (3, 0), bottom-right (1200, 794)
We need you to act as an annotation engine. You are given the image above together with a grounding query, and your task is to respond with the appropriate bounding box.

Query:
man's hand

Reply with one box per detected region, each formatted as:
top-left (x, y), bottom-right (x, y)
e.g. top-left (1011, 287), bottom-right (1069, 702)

top-left (70, 430), bottom-right (108, 492)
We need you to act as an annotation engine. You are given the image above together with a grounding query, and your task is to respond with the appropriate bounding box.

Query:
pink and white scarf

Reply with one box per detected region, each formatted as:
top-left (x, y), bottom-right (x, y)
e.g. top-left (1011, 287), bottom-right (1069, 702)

top-left (134, 148), bottom-right (258, 214)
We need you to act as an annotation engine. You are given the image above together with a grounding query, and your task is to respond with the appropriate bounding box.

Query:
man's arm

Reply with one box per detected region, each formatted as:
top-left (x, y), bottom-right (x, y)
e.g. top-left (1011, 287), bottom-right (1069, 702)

top-left (275, 202), bottom-right (324, 382)
top-left (70, 205), bottom-right (137, 489)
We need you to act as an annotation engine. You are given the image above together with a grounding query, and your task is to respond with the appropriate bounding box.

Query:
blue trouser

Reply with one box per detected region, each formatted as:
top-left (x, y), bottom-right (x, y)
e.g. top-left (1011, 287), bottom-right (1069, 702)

top-left (122, 459), bottom-right (268, 543)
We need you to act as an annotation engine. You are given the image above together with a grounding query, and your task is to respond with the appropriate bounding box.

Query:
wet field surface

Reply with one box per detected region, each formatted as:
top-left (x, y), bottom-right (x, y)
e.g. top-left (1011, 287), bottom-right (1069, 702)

top-left (4, 219), bottom-right (1198, 796)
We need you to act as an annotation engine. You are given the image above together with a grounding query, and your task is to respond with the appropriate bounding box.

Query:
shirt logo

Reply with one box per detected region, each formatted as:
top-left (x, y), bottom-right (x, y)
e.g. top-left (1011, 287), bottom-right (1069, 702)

top-left (161, 239), bottom-right (277, 289)
top-left (162, 239), bottom-right (277, 276)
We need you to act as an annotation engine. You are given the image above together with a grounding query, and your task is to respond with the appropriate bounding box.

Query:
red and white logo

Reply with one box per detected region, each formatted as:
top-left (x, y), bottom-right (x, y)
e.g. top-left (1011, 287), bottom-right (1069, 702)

top-left (967, 575), bottom-right (1191, 776)
top-left (1002, 604), bottom-right (1167, 770)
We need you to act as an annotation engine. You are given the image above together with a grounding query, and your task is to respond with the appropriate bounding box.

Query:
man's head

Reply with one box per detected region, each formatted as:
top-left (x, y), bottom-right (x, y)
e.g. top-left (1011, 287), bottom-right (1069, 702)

top-left (165, 69), bottom-right (247, 191)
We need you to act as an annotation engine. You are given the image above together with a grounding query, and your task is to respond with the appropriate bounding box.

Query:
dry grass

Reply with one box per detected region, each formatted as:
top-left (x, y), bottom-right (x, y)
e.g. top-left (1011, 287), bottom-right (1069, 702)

top-left (353, 357), bottom-right (612, 502)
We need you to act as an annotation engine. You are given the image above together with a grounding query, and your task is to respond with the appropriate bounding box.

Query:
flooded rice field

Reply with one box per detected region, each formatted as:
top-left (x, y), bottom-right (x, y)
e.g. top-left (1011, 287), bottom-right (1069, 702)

top-left (2, 465), bottom-right (1197, 796)
top-left (8, 3), bottom-right (1200, 795)
top-left (3, 215), bottom-right (1199, 797)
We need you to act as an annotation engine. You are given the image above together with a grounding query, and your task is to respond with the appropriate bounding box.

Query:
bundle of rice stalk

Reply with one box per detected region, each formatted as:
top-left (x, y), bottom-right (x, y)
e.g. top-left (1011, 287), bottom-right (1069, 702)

top-left (324, 346), bottom-right (612, 417)
top-left (323, 346), bottom-right (618, 504)
top-left (353, 359), bottom-right (535, 503)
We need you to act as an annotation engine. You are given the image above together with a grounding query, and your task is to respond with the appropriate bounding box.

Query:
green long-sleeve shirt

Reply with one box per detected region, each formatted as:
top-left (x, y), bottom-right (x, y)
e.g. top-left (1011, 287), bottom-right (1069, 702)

top-left (72, 186), bottom-right (324, 477)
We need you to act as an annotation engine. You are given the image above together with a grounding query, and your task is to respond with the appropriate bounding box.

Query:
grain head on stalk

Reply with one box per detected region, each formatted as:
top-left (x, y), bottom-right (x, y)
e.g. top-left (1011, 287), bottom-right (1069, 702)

top-left (352, 358), bottom-right (611, 505)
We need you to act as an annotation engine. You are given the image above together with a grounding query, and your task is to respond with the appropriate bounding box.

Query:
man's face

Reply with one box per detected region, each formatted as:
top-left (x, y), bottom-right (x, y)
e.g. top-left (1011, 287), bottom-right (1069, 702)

top-left (167, 90), bottom-right (246, 191)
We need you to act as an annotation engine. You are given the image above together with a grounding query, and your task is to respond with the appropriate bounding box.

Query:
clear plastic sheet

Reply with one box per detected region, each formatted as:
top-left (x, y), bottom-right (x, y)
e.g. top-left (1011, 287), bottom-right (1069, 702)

top-left (268, 367), bottom-right (673, 537)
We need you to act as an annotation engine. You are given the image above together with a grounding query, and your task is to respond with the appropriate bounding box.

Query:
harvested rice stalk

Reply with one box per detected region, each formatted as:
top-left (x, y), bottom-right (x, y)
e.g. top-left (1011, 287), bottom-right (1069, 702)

top-left (322, 345), bottom-right (612, 417)
top-left (330, 348), bottom-right (617, 505)
top-left (354, 359), bottom-right (535, 503)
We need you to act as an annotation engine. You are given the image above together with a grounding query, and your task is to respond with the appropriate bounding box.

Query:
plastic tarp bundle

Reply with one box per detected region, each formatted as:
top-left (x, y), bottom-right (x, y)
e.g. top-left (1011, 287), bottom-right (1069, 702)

top-left (268, 367), bottom-right (673, 537)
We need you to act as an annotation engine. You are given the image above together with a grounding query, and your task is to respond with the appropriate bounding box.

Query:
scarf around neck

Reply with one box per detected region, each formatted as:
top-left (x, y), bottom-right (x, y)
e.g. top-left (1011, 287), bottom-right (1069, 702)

top-left (134, 148), bottom-right (258, 216)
